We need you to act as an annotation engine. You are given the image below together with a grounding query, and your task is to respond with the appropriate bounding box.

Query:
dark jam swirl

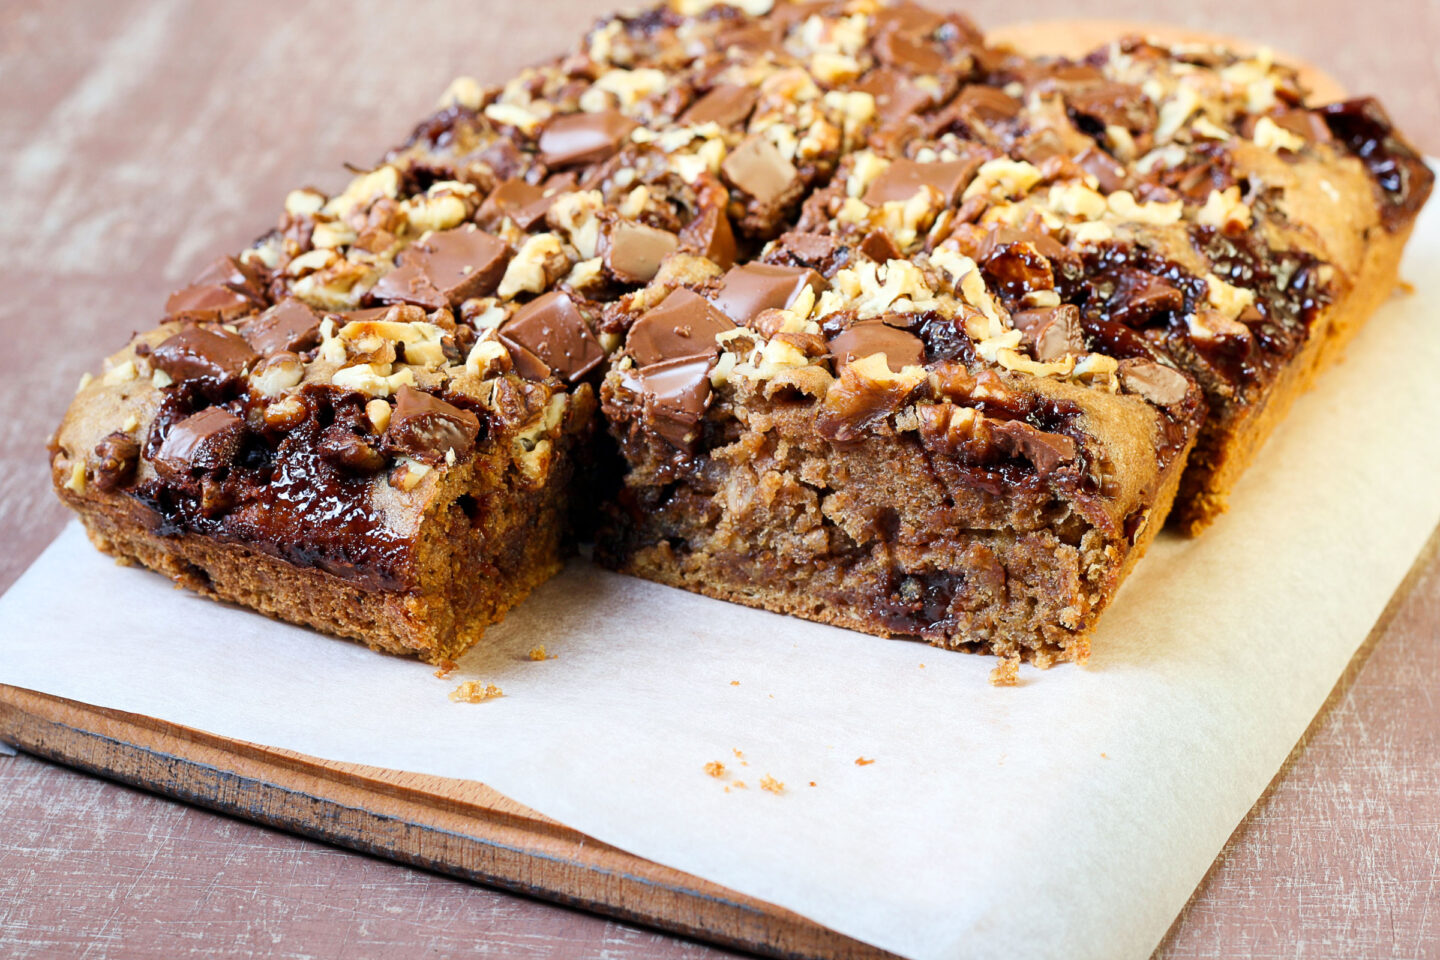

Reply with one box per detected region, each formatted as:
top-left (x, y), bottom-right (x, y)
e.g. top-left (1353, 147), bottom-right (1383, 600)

top-left (1321, 97), bottom-right (1435, 231)
top-left (1065, 229), bottom-right (1330, 393)
top-left (131, 387), bottom-right (416, 591)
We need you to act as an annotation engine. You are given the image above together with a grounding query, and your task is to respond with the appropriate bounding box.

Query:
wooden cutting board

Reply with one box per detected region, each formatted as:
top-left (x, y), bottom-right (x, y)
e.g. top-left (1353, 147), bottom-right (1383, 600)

top-left (0, 683), bottom-right (893, 960)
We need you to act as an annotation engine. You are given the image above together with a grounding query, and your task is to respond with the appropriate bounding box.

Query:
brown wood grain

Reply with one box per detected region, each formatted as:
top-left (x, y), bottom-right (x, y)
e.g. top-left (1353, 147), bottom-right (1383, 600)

top-left (1, 1), bottom-right (1437, 958)
top-left (0, 686), bottom-right (892, 960)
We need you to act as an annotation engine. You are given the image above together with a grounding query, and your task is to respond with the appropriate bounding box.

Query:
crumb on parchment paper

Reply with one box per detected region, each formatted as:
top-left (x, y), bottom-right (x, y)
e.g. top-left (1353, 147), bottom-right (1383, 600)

top-left (704, 761), bottom-right (726, 778)
top-left (433, 659), bottom-right (458, 679)
top-left (760, 774), bottom-right (784, 794)
top-left (989, 656), bottom-right (1020, 686)
top-left (449, 681), bottom-right (504, 703)
top-left (527, 645), bottom-right (556, 661)
top-left (855, 757), bottom-right (875, 766)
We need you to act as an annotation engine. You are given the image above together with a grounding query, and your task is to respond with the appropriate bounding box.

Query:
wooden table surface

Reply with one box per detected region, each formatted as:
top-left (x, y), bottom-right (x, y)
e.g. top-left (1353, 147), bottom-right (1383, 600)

top-left (1, 1), bottom-right (1436, 957)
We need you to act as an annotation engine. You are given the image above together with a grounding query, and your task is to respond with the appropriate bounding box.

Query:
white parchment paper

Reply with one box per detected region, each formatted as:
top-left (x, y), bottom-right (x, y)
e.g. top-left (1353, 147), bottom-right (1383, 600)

top-left (4, 205), bottom-right (1439, 960)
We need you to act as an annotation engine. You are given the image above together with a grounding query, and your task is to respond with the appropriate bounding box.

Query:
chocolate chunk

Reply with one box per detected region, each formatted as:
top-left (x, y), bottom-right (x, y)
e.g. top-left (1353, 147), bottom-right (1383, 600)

top-left (192, 255), bottom-right (266, 298)
top-left (1074, 146), bottom-right (1127, 193)
top-left (90, 432), bottom-right (141, 492)
top-left (721, 135), bottom-right (797, 205)
top-left (859, 229), bottom-right (902, 263)
top-left (855, 68), bottom-right (933, 122)
top-left (165, 256), bottom-right (266, 323)
top-left (680, 84), bottom-right (758, 129)
top-left (320, 428), bottom-right (387, 474)
top-left (873, 27), bottom-right (946, 75)
top-left (476, 177), bottom-right (550, 231)
top-left (1262, 108), bottom-right (1332, 145)
top-left (711, 263), bottom-right (826, 326)
top-left (371, 225), bottom-right (510, 309)
top-left (504, 339), bottom-right (551, 382)
top-left (1067, 82), bottom-right (1156, 134)
top-left (334, 306), bottom-right (394, 324)
top-left (827, 321), bottom-right (925, 373)
top-left (680, 204), bottom-right (738, 269)
top-left (602, 221), bottom-right (678, 284)
top-left (1013, 305), bottom-right (1085, 361)
top-left (385, 386), bottom-right (480, 465)
top-left (955, 85), bottom-right (1022, 126)
top-left (1118, 359), bottom-right (1189, 406)
top-left (862, 158), bottom-right (979, 206)
top-left (637, 355), bottom-right (715, 452)
top-left (498, 291), bottom-right (605, 382)
top-left (153, 407), bottom-right (245, 478)
top-left (538, 110), bottom-right (637, 168)
top-left (774, 231), bottom-right (846, 273)
top-left (988, 419), bottom-right (1078, 476)
top-left (152, 327), bottom-right (260, 383)
top-left (714, 21), bottom-right (784, 56)
top-left (242, 298), bottom-right (322, 356)
top-left (628, 288), bottom-right (735, 366)
top-left (165, 284), bottom-right (256, 323)
top-left (872, 0), bottom-right (945, 36)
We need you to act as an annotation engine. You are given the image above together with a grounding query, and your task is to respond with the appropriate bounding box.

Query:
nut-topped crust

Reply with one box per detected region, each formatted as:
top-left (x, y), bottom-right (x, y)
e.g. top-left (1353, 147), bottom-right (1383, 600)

top-left (50, 1), bottom-right (1431, 663)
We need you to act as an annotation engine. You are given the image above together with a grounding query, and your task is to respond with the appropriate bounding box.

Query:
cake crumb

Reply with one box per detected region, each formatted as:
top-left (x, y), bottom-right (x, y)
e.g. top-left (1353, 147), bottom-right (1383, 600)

top-left (760, 774), bottom-right (784, 794)
top-left (855, 756), bottom-right (875, 766)
top-left (989, 656), bottom-right (1021, 686)
top-left (527, 645), bottom-right (552, 661)
top-left (449, 681), bottom-right (504, 703)
top-left (1397, 278), bottom-right (1416, 295)
top-left (704, 761), bottom-right (726, 778)
top-left (732, 748), bottom-right (744, 759)
top-left (918, 663), bottom-right (925, 669)
top-left (731, 780), bottom-right (747, 789)
top-left (433, 659), bottom-right (458, 679)
top-left (808, 781), bottom-right (817, 787)
top-left (729, 680), bottom-right (740, 686)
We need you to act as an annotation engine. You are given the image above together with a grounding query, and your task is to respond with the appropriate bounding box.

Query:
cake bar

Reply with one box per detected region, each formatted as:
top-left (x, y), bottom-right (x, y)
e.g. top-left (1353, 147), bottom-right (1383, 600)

top-left (50, 0), bottom-right (1431, 663)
